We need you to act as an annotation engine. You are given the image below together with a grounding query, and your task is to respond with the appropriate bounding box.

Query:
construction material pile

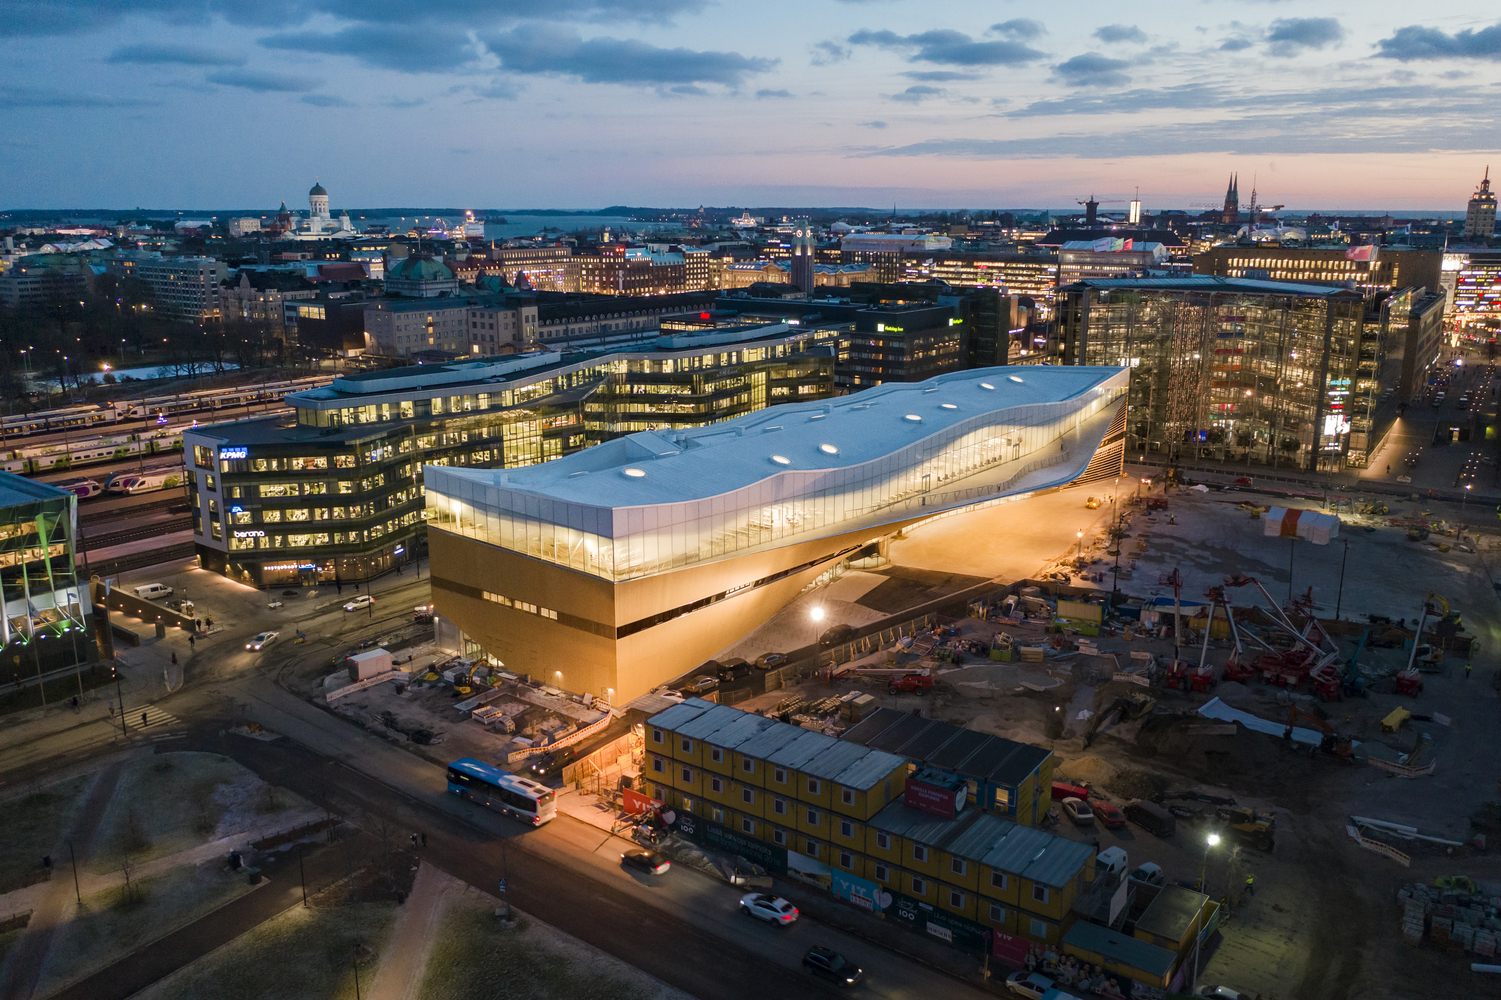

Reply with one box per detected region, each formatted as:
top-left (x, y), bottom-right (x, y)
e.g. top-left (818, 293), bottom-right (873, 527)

top-left (1397, 881), bottom-right (1501, 957)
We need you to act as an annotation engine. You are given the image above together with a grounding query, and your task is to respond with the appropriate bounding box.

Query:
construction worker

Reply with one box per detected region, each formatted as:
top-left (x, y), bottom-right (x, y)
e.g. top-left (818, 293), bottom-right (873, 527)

top-left (1465, 662), bottom-right (1473, 680)
top-left (1244, 875), bottom-right (1255, 896)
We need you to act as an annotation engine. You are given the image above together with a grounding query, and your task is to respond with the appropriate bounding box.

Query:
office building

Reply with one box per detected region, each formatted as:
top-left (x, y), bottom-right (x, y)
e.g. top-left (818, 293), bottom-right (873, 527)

top-left (1056, 241), bottom-right (1172, 288)
top-left (104, 253), bottom-right (228, 322)
top-left (1465, 168), bottom-right (1497, 241)
top-left (424, 365), bottom-right (1127, 703)
top-left (183, 325), bottom-right (836, 586)
top-left (1059, 275), bottom-right (1408, 471)
top-left (483, 244), bottom-right (574, 291)
top-left (1452, 251), bottom-right (1501, 322)
top-left (1194, 245), bottom-right (1443, 299)
top-left (0, 257), bottom-right (92, 309)
top-left (218, 270), bottom-right (318, 340)
top-left (574, 248), bottom-right (688, 296)
top-left (836, 303), bottom-right (968, 388)
top-left (383, 256), bottom-right (460, 298)
top-left (645, 700), bottom-right (1095, 949)
top-left (0, 473), bottom-right (91, 672)
top-left (840, 234), bottom-right (954, 283)
top-left (900, 252), bottom-right (1058, 318)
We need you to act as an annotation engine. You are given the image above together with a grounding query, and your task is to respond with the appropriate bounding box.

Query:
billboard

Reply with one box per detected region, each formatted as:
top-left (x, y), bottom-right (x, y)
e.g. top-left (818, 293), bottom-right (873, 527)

top-left (905, 776), bottom-right (966, 819)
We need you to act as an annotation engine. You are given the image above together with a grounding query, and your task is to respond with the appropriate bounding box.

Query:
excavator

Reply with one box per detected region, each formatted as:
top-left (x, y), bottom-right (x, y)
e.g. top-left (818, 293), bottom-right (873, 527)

top-left (1082, 693), bottom-right (1157, 748)
top-left (1284, 706), bottom-right (1355, 764)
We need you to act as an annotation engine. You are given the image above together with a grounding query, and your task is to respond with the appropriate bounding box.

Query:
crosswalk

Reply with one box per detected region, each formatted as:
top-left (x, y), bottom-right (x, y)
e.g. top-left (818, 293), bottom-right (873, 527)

top-left (128, 704), bottom-right (182, 731)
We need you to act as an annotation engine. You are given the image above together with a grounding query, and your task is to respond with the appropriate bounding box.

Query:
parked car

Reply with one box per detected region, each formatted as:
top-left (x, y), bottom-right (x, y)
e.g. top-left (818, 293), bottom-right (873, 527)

top-left (1061, 796), bottom-right (1094, 825)
top-left (1096, 846), bottom-right (1128, 878)
top-left (679, 675), bottom-right (719, 695)
top-left (1005, 972), bottom-right (1056, 999)
top-left (716, 658), bottom-right (752, 682)
top-left (739, 893), bottom-right (798, 925)
top-left (1094, 800), bottom-right (1126, 829)
top-left (133, 583), bottom-right (173, 601)
top-left (344, 595), bottom-right (374, 611)
top-left (1129, 863), bottom-right (1165, 886)
top-left (655, 688), bottom-right (685, 703)
top-left (802, 946), bottom-right (862, 985)
top-left (245, 631), bottom-right (279, 652)
top-left (887, 673), bottom-right (934, 695)
top-left (819, 623), bottom-right (857, 647)
top-left (1125, 799), bottom-right (1177, 837)
top-left (621, 849), bottom-right (671, 875)
top-left (1051, 780), bottom-right (1090, 801)
top-left (755, 652), bottom-right (788, 670)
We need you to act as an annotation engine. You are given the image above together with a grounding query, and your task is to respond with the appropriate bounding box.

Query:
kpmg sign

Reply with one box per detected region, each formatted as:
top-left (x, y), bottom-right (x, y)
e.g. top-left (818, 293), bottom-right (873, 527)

top-left (220, 447), bottom-right (249, 460)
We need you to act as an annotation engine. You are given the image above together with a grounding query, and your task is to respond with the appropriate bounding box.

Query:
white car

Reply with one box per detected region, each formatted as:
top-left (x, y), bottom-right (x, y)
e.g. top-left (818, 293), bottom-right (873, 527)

top-left (1197, 988), bottom-right (1253, 1000)
top-left (738, 893), bottom-right (798, 925)
top-left (344, 596), bottom-right (374, 611)
top-left (1005, 972), bottom-right (1055, 999)
top-left (1129, 862), bottom-right (1165, 886)
top-left (1061, 796), bottom-right (1094, 825)
top-left (246, 631), bottom-right (279, 651)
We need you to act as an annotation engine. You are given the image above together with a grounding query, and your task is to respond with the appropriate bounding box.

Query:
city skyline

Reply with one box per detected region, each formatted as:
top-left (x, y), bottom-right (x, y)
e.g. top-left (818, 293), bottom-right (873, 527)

top-left (2, 2), bottom-right (1499, 210)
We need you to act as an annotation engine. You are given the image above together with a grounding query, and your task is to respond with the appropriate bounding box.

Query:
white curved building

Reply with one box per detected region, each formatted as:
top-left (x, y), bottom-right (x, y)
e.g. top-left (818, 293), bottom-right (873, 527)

top-left (426, 365), bottom-right (1127, 702)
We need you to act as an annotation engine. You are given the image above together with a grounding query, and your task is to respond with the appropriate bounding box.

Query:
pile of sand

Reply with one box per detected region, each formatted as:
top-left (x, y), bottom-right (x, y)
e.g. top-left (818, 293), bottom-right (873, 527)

top-left (1214, 680), bottom-right (1260, 710)
top-left (1104, 768), bottom-right (1170, 803)
top-left (1057, 754), bottom-right (1118, 787)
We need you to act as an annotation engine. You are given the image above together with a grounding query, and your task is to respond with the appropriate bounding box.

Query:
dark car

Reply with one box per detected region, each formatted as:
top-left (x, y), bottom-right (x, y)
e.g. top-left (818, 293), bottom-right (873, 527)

top-left (717, 658), bottom-right (752, 682)
top-left (755, 652), bottom-right (788, 670)
top-left (803, 945), bottom-right (862, 985)
top-left (527, 747), bottom-right (576, 782)
top-left (819, 624), bottom-right (857, 648)
top-left (621, 849), bottom-right (670, 875)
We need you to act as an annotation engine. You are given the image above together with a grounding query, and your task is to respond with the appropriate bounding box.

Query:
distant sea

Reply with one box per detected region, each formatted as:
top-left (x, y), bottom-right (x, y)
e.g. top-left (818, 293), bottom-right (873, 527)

top-left (351, 213), bottom-right (666, 240)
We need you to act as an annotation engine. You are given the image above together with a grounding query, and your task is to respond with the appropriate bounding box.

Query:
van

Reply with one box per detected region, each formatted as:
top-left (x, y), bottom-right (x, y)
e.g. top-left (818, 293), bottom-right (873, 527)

top-left (134, 583), bottom-right (174, 601)
top-left (1124, 799), bottom-right (1176, 838)
top-left (1096, 846), bottom-right (1128, 878)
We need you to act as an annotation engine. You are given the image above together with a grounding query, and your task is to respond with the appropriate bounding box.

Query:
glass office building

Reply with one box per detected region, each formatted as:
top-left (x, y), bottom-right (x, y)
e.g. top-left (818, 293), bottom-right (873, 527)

top-left (0, 473), bottom-right (91, 671)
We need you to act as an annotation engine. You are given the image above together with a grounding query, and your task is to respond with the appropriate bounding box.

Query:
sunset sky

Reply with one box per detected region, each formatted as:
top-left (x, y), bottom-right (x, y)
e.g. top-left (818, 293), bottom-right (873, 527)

top-left (3, 1), bottom-right (1499, 211)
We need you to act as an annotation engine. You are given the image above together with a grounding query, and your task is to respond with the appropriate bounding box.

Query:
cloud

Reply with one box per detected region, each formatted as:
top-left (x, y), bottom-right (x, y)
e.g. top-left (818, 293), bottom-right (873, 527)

top-left (483, 24), bottom-right (776, 87)
top-left (887, 84), bottom-right (945, 103)
top-left (1265, 17), bottom-right (1345, 57)
top-left (1374, 23), bottom-right (1501, 62)
top-left (848, 28), bottom-right (1046, 67)
top-left (1093, 24), bottom-right (1147, 45)
top-left (668, 84), bottom-right (709, 96)
top-left (1052, 52), bottom-right (1131, 88)
top-left (903, 70), bottom-right (981, 82)
top-left (472, 79), bottom-right (522, 100)
top-left (0, 85), bottom-right (159, 107)
top-left (259, 25), bottom-right (472, 73)
top-left (1220, 37), bottom-right (1254, 52)
top-left (300, 93), bottom-right (354, 106)
top-left (860, 120), bottom-right (888, 129)
top-left (107, 42), bottom-right (245, 66)
top-left (756, 88), bottom-right (793, 99)
top-left (989, 19), bottom-right (1045, 41)
top-left (810, 39), bottom-right (850, 65)
top-left (206, 68), bottom-right (323, 92)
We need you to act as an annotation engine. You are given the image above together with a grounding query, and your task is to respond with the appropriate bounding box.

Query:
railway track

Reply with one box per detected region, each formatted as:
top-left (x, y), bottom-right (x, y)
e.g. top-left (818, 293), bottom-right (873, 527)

top-left (79, 516), bottom-right (193, 551)
top-left (78, 490), bottom-right (189, 526)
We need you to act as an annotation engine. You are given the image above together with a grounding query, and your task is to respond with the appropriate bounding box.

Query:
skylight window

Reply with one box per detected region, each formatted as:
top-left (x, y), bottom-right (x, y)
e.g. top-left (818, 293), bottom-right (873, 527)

top-left (623, 468), bottom-right (646, 478)
top-left (819, 444), bottom-right (839, 455)
top-left (979, 382), bottom-right (995, 390)
top-left (771, 455), bottom-right (791, 465)
top-left (1008, 376), bottom-right (1025, 383)
top-left (940, 403), bottom-right (958, 410)
top-left (904, 414), bottom-right (922, 422)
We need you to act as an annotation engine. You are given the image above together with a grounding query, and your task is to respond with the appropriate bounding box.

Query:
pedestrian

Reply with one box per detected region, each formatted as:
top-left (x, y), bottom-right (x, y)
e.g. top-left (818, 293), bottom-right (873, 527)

top-left (171, 652), bottom-right (178, 665)
top-left (70, 695), bottom-right (79, 713)
top-left (409, 833), bottom-right (418, 849)
top-left (141, 710), bottom-right (148, 729)
top-left (1385, 464), bottom-right (1390, 476)
top-left (420, 832), bottom-right (427, 848)
top-left (189, 636), bottom-right (195, 651)
top-left (1465, 662), bottom-right (1473, 680)
top-left (1245, 875), bottom-right (1255, 896)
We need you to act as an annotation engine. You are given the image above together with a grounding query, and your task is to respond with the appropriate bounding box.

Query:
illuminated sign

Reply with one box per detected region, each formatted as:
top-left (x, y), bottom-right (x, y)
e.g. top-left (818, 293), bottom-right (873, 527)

top-left (233, 530), bottom-right (265, 538)
top-left (220, 447), bottom-right (248, 460)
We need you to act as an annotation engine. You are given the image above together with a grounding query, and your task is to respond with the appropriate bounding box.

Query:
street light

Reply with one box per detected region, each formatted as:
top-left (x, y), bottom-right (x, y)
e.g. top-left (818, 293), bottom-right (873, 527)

top-left (1191, 833), bottom-right (1220, 994)
top-left (1076, 529), bottom-right (1083, 560)
top-left (1464, 483), bottom-right (1472, 510)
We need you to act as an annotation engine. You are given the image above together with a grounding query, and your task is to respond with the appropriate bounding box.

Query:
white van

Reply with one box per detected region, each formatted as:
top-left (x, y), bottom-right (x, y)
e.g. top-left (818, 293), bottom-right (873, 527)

top-left (134, 583), bottom-right (174, 601)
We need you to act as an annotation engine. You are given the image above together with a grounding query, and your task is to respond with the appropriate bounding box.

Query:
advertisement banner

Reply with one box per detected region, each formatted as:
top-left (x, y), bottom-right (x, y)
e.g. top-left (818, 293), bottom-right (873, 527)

top-left (831, 870), bottom-right (891, 914)
top-left (990, 929), bottom-right (1030, 967)
top-left (676, 813), bottom-right (788, 873)
top-left (904, 779), bottom-right (963, 819)
top-left (888, 890), bottom-right (988, 951)
top-left (622, 788), bottom-right (662, 817)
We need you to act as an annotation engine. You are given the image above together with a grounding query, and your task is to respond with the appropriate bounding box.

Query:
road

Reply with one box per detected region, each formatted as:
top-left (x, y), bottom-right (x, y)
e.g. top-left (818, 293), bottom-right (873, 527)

top-left (1, 578), bottom-right (995, 1000)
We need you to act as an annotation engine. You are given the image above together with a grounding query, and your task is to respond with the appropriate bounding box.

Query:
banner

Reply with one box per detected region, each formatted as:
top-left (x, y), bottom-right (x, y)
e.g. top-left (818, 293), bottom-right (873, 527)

top-left (1344, 245), bottom-right (1375, 261)
top-left (622, 788), bottom-right (662, 816)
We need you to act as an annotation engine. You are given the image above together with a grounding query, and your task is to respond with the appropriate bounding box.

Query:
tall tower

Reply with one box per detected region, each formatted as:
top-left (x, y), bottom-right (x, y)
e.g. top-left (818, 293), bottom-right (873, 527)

top-left (1083, 195), bottom-right (1099, 228)
top-left (1465, 167), bottom-right (1496, 241)
top-left (309, 179), bottom-right (329, 220)
top-left (1222, 173), bottom-right (1239, 225)
top-left (789, 219), bottom-right (816, 293)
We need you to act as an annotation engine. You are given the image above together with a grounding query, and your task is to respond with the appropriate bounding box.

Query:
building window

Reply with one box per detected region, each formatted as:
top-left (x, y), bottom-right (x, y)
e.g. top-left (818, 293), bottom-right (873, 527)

top-left (681, 767), bottom-right (694, 783)
top-left (874, 864), bottom-right (889, 883)
top-left (876, 833), bottom-right (891, 850)
top-left (773, 828), bottom-right (786, 846)
top-left (710, 746), bottom-right (723, 763)
top-left (1030, 919), bottom-right (1048, 939)
top-left (653, 785), bottom-right (665, 801)
top-left (710, 776), bottom-right (723, 793)
top-left (681, 737), bottom-right (693, 753)
top-left (804, 841), bottom-right (819, 859)
top-left (951, 858), bottom-right (967, 876)
top-left (840, 819), bottom-right (853, 838)
top-left (652, 757), bottom-right (664, 774)
top-left (807, 777), bottom-right (821, 795)
top-left (990, 903), bottom-right (1006, 922)
top-left (741, 818), bottom-right (755, 835)
top-left (652, 727), bottom-right (664, 744)
top-left (806, 808), bottom-right (819, 826)
top-left (911, 876), bottom-right (927, 896)
top-left (1032, 884), bottom-right (1049, 904)
top-left (949, 889), bottom-right (965, 908)
top-left (839, 851), bottom-right (854, 869)
top-left (740, 757), bottom-right (754, 773)
top-left (742, 788), bottom-right (755, 804)
top-left (681, 798), bottom-right (694, 814)
top-left (841, 788), bottom-right (855, 806)
top-left (991, 872), bottom-right (1008, 891)
top-left (712, 807), bottom-right (724, 824)
top-left (913, 845), bottom-right (929, 863)
top-left (774, 797), bottom-right (787, 816)
top-left (774, 767), bottom-right (787, 784)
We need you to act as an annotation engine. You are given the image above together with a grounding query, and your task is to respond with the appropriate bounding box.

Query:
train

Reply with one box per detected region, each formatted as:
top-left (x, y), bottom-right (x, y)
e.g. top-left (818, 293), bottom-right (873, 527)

top-left (1, 432), bottom-right (183, 476)
top-left (0, 375), bottom-right (330, 437)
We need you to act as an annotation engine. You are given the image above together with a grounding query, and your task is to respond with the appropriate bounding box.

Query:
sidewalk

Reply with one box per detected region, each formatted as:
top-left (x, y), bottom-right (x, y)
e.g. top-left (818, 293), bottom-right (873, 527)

top-left (365, 861), bottom-right (455, 1000)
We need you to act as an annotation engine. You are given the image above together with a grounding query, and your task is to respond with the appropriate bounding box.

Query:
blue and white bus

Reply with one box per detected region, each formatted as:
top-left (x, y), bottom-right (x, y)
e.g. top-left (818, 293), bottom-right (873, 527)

top-left (446, 757), bottom-right (558, 826)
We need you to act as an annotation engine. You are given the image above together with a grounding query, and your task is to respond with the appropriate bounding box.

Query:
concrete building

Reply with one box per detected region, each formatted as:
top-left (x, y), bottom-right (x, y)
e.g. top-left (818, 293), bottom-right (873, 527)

top-left (790, 219), bottom-right (817, 294)
top-left (383, 256), bottom-right (460, 298)
top-left (424, 365), bottom-right (1127, 702)
top-left (183, 325), bottom-right (837, 586)
top-left (574, 248), bottom-right (687, 296)
top-left (0, 258), bottom-right (92, 309)
top-left (1059, 275), bottom-right (1407, 471)
top-left (841, 234), bottom-right (954, 283)
top-left (218, 270), bottom-right (318, 341)
top-left (1452, 251), bottom-right (1501, 323)
top-left (900, 252), bottom-right (1059, 318)
top-left (1057, 241), bottom-right (1172, 288)
top-left (644, 701), bottom-right (1095, 949)
top-left (1464, 168), bottom-right (1496, 242)
top-left (103, 253), bottom-right (228, 322)
top-left (1194, 245), bottom-right (1444, 299)
top-left (836, 303), bottom-right (968, 388)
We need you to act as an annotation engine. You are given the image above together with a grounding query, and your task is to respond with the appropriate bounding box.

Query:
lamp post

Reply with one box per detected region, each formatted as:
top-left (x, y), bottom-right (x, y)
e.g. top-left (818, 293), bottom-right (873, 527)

top-left (1076, 529), bottom-right (1083, 561)
top-left (1464, 482), bottom-right (1472, 511)
top-left (1191, 832), bottom-right (1220, 994)
top-left (809, 605), bottom-right (824, 656)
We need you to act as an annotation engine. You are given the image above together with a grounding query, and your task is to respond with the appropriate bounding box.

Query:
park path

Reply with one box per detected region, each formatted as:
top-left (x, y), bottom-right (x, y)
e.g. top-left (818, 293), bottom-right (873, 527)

top-left (364, 860), bottom-right (454, 1000)
top-left (0, 760), bottom-right (124, 1000)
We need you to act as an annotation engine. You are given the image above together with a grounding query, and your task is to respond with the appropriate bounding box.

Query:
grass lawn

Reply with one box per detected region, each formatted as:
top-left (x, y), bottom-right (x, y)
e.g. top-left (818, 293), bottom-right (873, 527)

top-left (0, 774), bottom-right (92, 892)
top-left (420, 894), bottom-right (688, 1000)
top-left (34, 859), bottom-right (258, 999)
top-left (130, 900), bottom-right (398, 1000)
top-left (89, 752), bottom-right (311, 873)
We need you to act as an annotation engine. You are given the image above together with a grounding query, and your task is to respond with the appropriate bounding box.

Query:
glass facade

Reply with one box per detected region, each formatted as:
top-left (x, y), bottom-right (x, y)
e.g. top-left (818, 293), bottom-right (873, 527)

top-left (427, 375), bottom-right (1125, 583)
top-left (0, 481), bottom-right (89, 666)
top-left (1059, 279), bottom-right (1383, 470)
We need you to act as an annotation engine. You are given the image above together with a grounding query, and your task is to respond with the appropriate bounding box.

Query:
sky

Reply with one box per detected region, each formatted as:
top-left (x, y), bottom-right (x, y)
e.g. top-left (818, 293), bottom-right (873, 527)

top-left (2, 1), bottom-right (1499, 212)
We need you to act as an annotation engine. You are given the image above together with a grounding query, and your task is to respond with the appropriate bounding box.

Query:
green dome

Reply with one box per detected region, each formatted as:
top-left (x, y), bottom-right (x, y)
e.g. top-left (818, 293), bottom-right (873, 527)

top-left (309, 180), bottom-right (327, 196)
top-left (388, 256), bottom-right (453, 281)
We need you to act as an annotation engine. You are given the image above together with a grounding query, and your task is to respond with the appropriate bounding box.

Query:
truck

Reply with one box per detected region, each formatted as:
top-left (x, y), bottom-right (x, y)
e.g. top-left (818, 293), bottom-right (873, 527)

top-left (886, 673), bottom-right (934, 695)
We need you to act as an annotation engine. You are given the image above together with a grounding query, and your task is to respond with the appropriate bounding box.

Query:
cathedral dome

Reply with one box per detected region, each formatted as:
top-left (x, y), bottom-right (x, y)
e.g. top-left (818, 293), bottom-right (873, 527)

top-left (309, 180), bottom-right (327, 197)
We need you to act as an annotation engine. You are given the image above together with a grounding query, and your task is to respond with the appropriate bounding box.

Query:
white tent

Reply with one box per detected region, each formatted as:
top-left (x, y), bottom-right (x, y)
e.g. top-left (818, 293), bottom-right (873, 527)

top-left (1263, 507), bottom-right (1340, 545)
